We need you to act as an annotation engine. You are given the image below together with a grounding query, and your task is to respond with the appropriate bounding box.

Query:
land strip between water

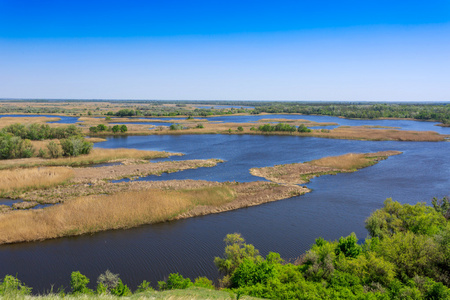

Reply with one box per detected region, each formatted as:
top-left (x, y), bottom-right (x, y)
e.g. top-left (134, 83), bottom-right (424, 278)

top-left (0, 148), bottom-right (401, 244)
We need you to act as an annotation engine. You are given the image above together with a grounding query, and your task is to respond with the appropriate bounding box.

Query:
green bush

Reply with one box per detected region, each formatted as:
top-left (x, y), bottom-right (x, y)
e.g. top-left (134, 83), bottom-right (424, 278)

top-left (335, 233), bottom-right (362, 258)
top-left (193, 277), bottom-right (215, 289)
top-left (60, 137), bottom-right (93, 157)
top-left (297, 124), bottom-right (312, 132)
top-left (136, 280), bottom-right (154, 292)
top-left (158, 273), bottom-right (193, 290)
top-left (169, 124), bottom-right (184, 130)
top-left (47, 140), bottom-right (63, 158)
top-left (0, 275), bottom-right (32, 296)
top-left (0, 134), bottom-right (35, 159)
top-left (110, 280), bottom-right (131, 296)
top-left (70, 271), bottom-right (93, 295)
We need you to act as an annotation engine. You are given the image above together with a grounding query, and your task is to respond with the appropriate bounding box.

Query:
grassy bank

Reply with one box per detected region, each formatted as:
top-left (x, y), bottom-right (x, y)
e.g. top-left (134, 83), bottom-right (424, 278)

top-left (0, 148), bottom-right (181, 170)
top-left (250, 151), bottom-right (402, 185)
top-left (0, 186), bottom-right (235, 244)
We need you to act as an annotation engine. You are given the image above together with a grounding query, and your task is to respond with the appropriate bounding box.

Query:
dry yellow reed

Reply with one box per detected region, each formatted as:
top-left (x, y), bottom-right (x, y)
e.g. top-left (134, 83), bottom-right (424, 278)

top-left (0, 186), bottom-right (235, 244)
top-left (0, 167), bottom-right (74, 193)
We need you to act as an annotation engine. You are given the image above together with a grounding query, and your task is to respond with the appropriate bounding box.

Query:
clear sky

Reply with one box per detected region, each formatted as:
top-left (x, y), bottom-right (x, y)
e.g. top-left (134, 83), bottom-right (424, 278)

top-left (1, 1), bottom-right (449, 101)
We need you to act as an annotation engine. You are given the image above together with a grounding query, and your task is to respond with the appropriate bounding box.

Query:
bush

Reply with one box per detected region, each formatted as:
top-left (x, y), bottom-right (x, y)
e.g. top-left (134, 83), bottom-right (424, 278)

top-left (193, 277), bottom-right (215, 289)
top-left (0, 134), bottom-right (35, 159)
top-left (70, 271), bottom-right (93, 295)
top-left (0, 275), bottom-right (32, 296)
top-left (47, 140), bottom-right (63, 158)
top-left (169, 124), bottom-right (184, 130)
top-left (335, 233), bottom-right (362, 258)
top-left (120, 125), bottom-right (127, 133)
top-left (136, 280), bottom-right (154, 292)
top-left (60, 137), bottom-right (93, 157)
top-left (196, 123), bottom-right (204, 129)
top-left (297, 124), bottom-right (312, 133)
top-left (97, 270), bottom-right (119, 292)
top-left (110, 280), bottom-right (131, 296)
top-left (158, 273), bottom-right (193, 290)
top-left (237, 126), bottom-right (244, 132)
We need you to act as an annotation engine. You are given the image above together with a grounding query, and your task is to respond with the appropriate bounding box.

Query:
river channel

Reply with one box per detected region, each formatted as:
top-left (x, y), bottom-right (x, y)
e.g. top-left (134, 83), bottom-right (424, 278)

top-left (0, 116), bottom-right (449, 293)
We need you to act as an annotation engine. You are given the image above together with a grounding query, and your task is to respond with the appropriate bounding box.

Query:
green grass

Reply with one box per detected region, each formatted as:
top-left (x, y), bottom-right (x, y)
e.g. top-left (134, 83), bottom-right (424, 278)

top-left (21, 287), bottom-right (263, 300)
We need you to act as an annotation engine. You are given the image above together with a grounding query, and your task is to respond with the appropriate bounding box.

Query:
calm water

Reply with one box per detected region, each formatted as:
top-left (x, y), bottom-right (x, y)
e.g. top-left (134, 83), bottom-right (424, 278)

top-left (1, 117), bottom-right (449, 293)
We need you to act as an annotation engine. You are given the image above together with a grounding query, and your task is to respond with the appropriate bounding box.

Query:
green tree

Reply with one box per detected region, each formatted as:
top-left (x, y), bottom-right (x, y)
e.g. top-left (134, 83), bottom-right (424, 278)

top-left (70, 271), bottom-right (93, 295)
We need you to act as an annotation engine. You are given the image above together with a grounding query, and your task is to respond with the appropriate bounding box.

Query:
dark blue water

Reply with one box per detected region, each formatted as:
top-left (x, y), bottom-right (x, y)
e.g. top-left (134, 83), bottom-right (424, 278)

top-left (1, 118), bottom-right (449, 293)
top-left (0, 114), bottom-right (80, 124)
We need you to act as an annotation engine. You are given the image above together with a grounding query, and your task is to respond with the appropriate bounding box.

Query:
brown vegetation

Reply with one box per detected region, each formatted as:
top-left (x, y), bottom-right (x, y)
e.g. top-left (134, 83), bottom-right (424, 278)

top-left (0, 117), bottom-right (60, 128)
top-left (0, 148), bottom-right (181, 169)
top-left (309, 126), bottom-right (446, 141)
top-left (0, 181), bottom-right (308, 244)
top-left (250, 151), bottom-right (402, 185)
top-left (0, 167), bottom-right (74, 194)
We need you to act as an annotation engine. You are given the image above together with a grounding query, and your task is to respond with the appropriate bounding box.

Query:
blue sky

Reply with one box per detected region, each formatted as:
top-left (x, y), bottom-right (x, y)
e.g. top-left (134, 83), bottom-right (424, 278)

top-left (1, 1), bottom-right (449, 101)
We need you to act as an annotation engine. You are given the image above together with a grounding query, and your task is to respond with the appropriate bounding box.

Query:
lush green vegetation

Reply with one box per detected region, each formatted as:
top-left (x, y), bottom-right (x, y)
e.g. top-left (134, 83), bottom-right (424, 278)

top-left (0, 124), bottom-right (92, 159)
top-left (251, 102), bottom-right (450, 123)
top-left (258, 123), bottom-right (312, 133)
top-left (89, 124), bottom-right (127, 134)
top-left (1, 197), bottom-right (448, 299)
top-left (2, 123), bottom-right (81, 140)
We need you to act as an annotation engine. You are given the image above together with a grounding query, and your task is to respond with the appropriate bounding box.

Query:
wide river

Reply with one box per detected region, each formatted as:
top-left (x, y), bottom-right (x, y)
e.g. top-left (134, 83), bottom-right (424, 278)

top-left (1, 115), bottom-right (449, 293)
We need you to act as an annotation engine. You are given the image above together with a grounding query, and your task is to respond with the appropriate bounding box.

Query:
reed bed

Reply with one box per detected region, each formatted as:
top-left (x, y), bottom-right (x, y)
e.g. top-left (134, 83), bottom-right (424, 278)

top-left (0, 186), bottom-right (235, 244)
top-left (0, 117), bottom-right (61, 128)
top-left (0, 148), bottom-right (181, 169)
top-left (0, 167), bottom-right (74, 193)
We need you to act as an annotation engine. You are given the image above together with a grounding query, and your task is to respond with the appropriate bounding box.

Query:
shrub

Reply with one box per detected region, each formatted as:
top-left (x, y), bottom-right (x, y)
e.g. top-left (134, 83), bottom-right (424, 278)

top-left (47, 140), bottom-right (63, 158)
top-left (335, 233), bottom-right (362, 258)
top-left (0, 275), bottom-right (32, 296)
top-left (169, 124), bottom-right (184, 130)
top-left (237, 126), bottom-right (244, 132)
top-left (297, 124), bottom-right (312, 133)
top-left (136, 280), bottom-right (154, 292)
top-left (97, 124), bottom-right (108, 131)
top-left (196, 123), bottom-right (204, 129)
top-left (60, 137), bottom-right (93, 156)
top-left (110, 280), bottom-right (132, 296)
top-left (158, 273), bottom-right (193, 290)
top-left (120, 125), bottom-right (127, 133)
top-left (0, 134), bottom-right (35, 159)
top-left (70, 271), bottom-right (93, 295)
top-left (112, 125), bottom-right (120, 133)
top-left (193, 277), bottom-right (215, 289)
top-left (97, 270), bottom-right (119, 292)
top-left (89, 126), bottom-right (99, 133)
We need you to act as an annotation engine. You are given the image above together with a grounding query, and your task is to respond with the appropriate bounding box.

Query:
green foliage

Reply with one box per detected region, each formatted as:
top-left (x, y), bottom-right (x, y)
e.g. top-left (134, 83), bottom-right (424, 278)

top-left (46, 140), bottom-right (63, 158)
top-left (169, 123), bottom-right (184, 130)
top-left (158, 273), bottom-right (193, 290)
top-left (365, 198), bottom-right (446, 238)
top-left (432, 196), bottom-right (450, 219)
top-left (136, 280), bottom-right (154, 292)
top-left (0, 275), bottom-right (32, 296)
top-left (302, 238), bottom-right (337, 281)
top-left (60, 137), bottom-right (93, 156)
top-left (2, 123), bottom-right (81, 140)
top-left (195, 123), bottom-right (204, 129)
top-left (105, 116), bottom-right (111, 121)
top-left (193, 277), bottom-right (215, 289)
top-left (237, 126), bottom-right (244, 132)
top-left (96, 124), bottom-right (108, 131)
top-left (120, 125), bottom-right (128, 132)
top-left (297, 124), bottom-right (312, 132)
top-left (258, 123), bottom-right (296, 133)
top-left (96, 269), bottom-right (119, 293)
top-left (70, 271), bottom-right (93, 295)
top-left (112, 125), bottom-right (120, 133)
top-left (335, 233), bottom-right (362, 258)
top-left (110, 279), bottom-right (131, 296)
top-left (0, 134), bottom-right (35, 159)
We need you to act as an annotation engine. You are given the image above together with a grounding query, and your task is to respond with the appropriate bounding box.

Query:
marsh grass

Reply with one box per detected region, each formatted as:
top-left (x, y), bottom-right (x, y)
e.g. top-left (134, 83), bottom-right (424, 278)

top-left (0, 117), bottom-right (61, 128)
top-left (308, 153), bottom-right (376, 170)
top-left (0, 186), bottom-right (235, 244)
top-left (0, 167), bottom-right (74, 194)
top-left (0, 148), bottom-right (181, 170)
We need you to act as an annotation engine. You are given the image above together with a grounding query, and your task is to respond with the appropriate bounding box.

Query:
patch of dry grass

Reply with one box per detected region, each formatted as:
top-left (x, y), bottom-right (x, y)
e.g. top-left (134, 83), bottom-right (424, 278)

top-left (250, 151), bottom-right (402, 184)
top-left (0, 186), bottom-right (235, 244)
top-left (0, 167), bottom-right (74, 193)
top-left (0, 148), bottom-right (181, 169)
top-left (310, 126), bottom-right (445, 141)
top-left (0, 117), bottom-right (60, 128)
